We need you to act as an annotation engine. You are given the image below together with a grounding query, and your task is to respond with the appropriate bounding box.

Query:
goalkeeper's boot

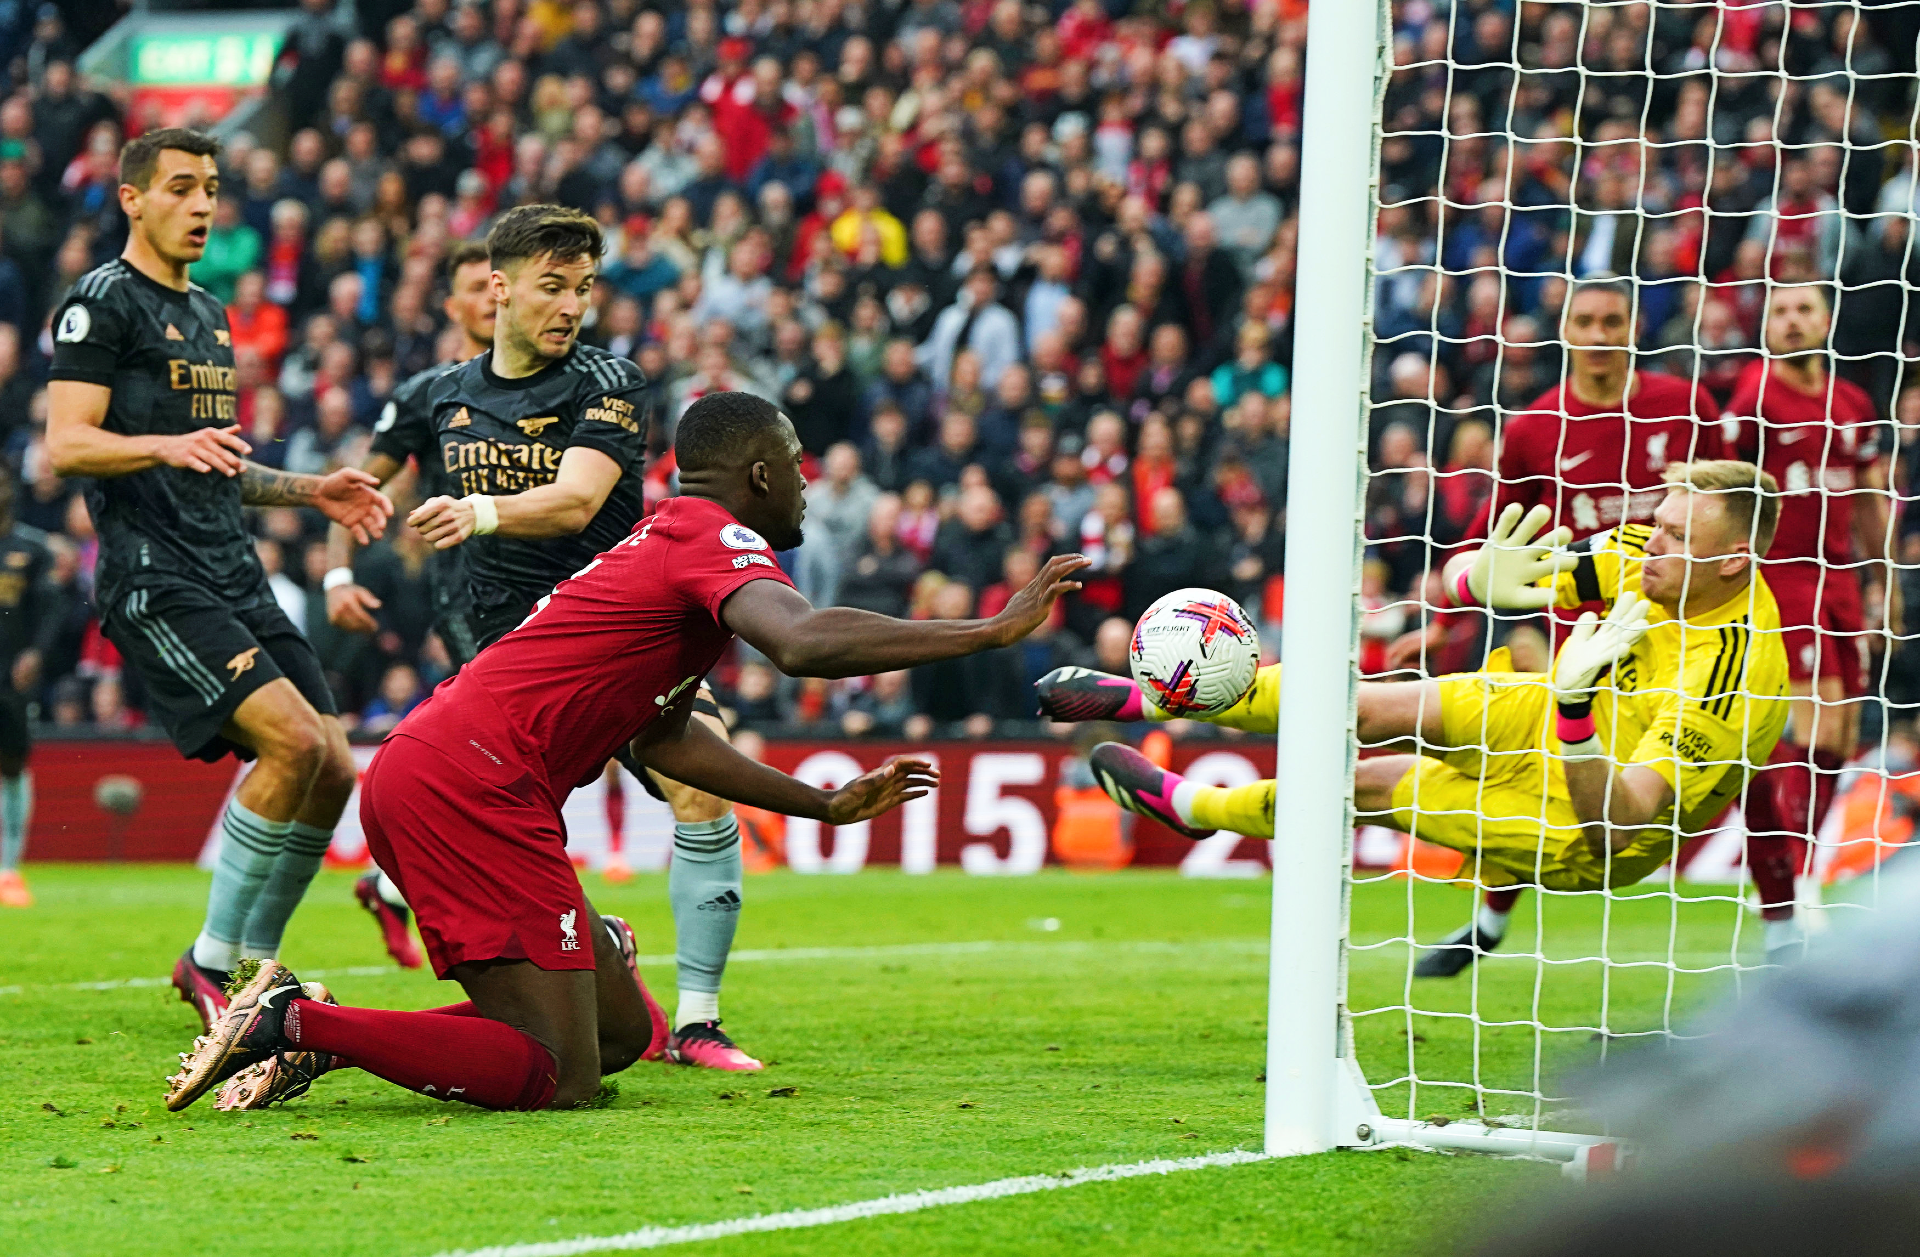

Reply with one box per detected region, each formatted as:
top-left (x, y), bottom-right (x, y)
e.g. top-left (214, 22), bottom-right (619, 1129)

top-left (165, 960), bottom-right (303, 1112)
top-left (602, 915), bottom-right (671, 1062)
top-left (1088, 742), bottom-right (1215, 840)
top-left (1413, 922), bottom-right (1503, 978)
top-left (1035, 667), bottom-right (1149, 722)
top-left (666, 1020), bottom-right (763, 1072)
top-left (171, 949), bottom-right (230, 1032)
top-left (354, 870), bottom-right (424, 970)
top-left (0, 868), bottom-right (32, 907)
top-left (214, 982), bottom-right (341, 1111)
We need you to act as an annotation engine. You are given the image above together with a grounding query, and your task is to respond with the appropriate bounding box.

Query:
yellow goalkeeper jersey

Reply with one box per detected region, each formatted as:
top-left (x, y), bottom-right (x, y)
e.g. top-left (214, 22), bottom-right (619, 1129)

top-left (1545, 523), bottom-right (1790, 835)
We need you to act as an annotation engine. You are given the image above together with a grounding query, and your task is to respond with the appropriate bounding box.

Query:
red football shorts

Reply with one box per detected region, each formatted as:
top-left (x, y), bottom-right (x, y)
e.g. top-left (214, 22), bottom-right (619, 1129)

top-left (1766, 566), bottom-right (1867, 696)
top-left (359, 731), bottom-right (595, 979)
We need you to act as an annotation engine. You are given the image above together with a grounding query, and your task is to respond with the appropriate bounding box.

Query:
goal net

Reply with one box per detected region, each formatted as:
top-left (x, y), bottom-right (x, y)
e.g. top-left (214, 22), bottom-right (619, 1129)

top-left (1270, 0), bottom-right (1916, 1160)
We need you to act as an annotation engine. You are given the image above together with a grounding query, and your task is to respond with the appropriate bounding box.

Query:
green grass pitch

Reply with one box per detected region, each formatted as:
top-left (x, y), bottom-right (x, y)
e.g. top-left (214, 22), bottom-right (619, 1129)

top-left (0, 865), bottom-right (1763, 1255)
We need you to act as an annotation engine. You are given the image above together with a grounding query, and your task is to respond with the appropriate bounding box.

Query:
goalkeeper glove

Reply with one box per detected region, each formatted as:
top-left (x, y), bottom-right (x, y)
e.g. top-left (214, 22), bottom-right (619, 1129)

top-left (1550, 592), bottom-right (1652, 757)
top-left (1457, 504), bottom-right (1576, 610)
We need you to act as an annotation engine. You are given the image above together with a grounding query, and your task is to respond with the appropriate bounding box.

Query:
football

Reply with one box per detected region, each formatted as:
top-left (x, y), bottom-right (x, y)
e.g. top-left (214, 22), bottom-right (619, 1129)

top-left (1128, 588), bottom-right (1261, 718)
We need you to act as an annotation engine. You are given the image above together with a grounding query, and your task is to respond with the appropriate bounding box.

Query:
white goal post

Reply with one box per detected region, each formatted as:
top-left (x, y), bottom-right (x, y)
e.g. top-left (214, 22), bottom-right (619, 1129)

top-left (1265, 0), bottom-right (1913, 1163)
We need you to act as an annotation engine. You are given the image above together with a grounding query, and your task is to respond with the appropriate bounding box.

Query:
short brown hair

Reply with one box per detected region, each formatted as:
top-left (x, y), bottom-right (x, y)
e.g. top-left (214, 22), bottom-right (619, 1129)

top-left (120, 127), bottom-right (221, 191)
top-left (446, 239), bottom-right (491, 280)
top-left (1662, 459), bottom-right (1781, 555)
top-left (486, 204), bottom-right (602, 273)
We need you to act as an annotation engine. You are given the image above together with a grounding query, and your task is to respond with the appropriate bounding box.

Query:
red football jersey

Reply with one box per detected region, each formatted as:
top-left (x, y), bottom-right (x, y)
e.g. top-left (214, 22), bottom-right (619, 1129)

top-left (1469, 371), bottom-right (1725, 541)
top-left (394, 496), bottom-right (794, 793)
top-left (1723, 361), bottom-right (1881, 570)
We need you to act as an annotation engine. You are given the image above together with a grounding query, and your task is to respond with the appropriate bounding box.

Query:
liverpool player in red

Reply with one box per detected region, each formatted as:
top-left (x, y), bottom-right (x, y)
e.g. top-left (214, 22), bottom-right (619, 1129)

top-left (163, 392), bottom-right (1090, 1112)
top-left (1723, 283), bottom-right (1891, 960)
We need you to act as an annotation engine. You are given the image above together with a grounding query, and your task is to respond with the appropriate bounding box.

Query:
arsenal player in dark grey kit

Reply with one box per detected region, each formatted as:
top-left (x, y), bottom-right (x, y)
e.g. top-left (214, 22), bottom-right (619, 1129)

top-left (407, 206), bottom-right (768, 1071)
top-left (44, 129), bottom-right (393, 1027)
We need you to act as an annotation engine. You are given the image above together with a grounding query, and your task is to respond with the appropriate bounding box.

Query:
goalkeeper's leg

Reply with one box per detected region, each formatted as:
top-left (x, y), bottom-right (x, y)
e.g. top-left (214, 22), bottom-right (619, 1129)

top-left (1038, 663), bottom-right (1283, 732)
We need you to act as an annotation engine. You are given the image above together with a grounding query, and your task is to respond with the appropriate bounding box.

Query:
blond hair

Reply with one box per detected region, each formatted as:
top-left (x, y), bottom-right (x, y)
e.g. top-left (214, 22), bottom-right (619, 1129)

top-left (1661, 459), bottom-right (1781, 555)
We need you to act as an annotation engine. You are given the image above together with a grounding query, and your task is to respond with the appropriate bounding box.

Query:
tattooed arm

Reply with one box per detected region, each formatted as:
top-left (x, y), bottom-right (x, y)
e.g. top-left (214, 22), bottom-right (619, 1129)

top-left (241, 461), bottom-right (396, 545)
top-left (238, 462), bottom-right (322, 506)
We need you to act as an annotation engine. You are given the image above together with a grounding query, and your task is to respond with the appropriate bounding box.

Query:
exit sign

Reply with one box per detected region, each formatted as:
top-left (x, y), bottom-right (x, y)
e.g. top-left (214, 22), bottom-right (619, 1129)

top-left (131, 33), bottom-right (279, 87)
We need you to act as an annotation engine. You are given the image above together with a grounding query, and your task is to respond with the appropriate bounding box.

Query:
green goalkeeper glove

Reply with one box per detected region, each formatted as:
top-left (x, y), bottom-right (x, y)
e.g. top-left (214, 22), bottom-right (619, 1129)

top-left (1462, 504), bottom-right (1577, 610)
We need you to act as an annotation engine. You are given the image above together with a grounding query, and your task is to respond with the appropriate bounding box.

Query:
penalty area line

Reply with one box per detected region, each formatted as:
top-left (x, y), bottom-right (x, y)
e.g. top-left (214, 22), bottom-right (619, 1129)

top-left (426, 1149), bottom-right (1274, 1257)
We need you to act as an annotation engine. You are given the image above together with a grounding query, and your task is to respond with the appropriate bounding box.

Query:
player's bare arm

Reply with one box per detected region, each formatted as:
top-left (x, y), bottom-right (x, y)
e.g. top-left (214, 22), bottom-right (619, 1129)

top-left (324, 452), bottom-right (405, 633)
top-left (407, 446), bottom-right (622, 548)
top-left (237, 462), bottom-right (394, 546)
top-left (47, 381), bottom-right (252, 478)
top-left (1858, 458), bottom-right (1900, 636)
top-left (723, 552), bottom-right (1090, 678)
top-left (632, 712), bottom-right (936, 824)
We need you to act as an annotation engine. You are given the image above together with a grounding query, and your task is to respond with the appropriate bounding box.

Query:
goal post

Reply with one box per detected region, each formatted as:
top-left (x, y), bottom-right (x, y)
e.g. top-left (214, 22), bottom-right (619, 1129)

top-left (1269, 0), bottom-right (1621, 1159)
top-left (1268, 0), bottom-right (1914, 1166)
top-left (1265, 0), bottom-right (1387, 1159)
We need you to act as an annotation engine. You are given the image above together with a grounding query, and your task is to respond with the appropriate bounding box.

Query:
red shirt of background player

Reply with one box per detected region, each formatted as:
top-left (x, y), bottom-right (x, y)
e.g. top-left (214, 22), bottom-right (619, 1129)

top-left (1722, 360), bottom-right (1880, 577)
top-left (1468, 370), bottom-right (1726, 542)
top-left (393, 496), bottom-right (793, 796)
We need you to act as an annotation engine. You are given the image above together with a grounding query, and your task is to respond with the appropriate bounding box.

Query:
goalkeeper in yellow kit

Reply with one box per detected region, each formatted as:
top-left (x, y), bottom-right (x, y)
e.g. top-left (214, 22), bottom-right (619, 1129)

top-left (1038, 460), bottom-right (1790, 904)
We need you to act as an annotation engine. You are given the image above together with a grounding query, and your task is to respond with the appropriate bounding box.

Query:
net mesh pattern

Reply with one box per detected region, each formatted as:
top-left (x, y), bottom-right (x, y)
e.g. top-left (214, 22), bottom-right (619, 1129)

top-left (1345, 0), bottom-right (1919, 1131)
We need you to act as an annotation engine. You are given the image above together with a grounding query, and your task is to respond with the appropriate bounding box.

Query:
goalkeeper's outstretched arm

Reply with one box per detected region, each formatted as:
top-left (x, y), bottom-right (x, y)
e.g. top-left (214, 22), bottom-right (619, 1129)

top-left (1439, 504), bottom-right (1576, 611)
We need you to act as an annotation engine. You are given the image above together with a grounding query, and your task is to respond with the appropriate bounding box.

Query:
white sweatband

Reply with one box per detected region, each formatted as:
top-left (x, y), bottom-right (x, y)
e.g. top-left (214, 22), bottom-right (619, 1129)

top-left (322, 567), bottom-right (356, 591)
top-left (465, 494), bottom-right (499, 536)
top-left (1557, 736), bottom-right (1606, 762)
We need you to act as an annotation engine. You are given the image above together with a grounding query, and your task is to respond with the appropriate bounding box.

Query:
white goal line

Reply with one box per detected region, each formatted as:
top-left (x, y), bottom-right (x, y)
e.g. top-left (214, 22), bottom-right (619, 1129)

top-left (0, 937), bottom-right (1272, 997)
top-left (424, 1149), bottom-right (1274, 1257)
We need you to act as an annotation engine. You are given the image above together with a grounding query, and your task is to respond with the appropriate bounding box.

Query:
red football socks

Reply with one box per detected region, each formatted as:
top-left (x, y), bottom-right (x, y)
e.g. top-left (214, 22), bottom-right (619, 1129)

top-left (1745, 744), bottom-right (1804, 921)
top-left (1483, 887), bottom-right (1524, 915)
top-left (285, 1000), bottom-right (557, 1110)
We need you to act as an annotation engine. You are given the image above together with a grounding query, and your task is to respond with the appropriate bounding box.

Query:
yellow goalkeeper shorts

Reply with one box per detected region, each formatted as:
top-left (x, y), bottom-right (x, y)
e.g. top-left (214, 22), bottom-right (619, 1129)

top-left (1386, 669), bottom-right (1673, 892)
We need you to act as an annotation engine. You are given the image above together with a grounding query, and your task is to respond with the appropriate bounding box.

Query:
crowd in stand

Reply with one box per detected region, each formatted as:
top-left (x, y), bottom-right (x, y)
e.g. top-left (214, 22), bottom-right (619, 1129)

top-left (1, 0), bottom-right (1918, 737)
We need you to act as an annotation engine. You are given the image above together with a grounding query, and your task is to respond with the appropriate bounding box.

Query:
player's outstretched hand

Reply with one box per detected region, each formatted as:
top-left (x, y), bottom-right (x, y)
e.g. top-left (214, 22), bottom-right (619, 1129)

top-left (327, 583), bottom-right (383, 634)
top-left (990, 554), bottom-right (1092, 646)
top-left (1551, 592), bottom-right (1652, 704)
top-left (1470, 503), bottom-right (1576, 610)
top-left (314, 467), bottom-right (396, 545)
top-left (825, 756), bottom-right (941, 825)
top-left (156, 425), bottom-right (250, 477)
top-left (407, 495), bottom-right (476, 550)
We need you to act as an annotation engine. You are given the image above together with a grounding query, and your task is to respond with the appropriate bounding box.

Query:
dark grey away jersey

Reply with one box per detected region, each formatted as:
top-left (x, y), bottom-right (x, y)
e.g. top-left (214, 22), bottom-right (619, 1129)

top-left (48, 260), bottom-right (261, 601)
top-left (425, 344), bottom-right (649, 613)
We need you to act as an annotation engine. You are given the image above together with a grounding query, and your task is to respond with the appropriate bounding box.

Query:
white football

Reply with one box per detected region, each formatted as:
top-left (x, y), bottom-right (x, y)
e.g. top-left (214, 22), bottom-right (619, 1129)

top-left (1128, 588), bottom-right (1261, 718)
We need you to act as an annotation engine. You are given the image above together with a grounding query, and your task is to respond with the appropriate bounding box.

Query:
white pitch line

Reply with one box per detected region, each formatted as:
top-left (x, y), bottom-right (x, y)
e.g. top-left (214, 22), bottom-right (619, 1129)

top-left (427, 1149), bottom-right (1274, 1257)
top-left (0, 938), bottom-right (1270, 997)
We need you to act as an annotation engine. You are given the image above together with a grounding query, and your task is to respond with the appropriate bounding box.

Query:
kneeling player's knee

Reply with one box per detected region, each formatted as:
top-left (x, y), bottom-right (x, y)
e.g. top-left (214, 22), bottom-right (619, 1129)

top-left (597, 1025), bottom-right (650, 1076)
top-left (546, 1071), bottom-right (605, 1110)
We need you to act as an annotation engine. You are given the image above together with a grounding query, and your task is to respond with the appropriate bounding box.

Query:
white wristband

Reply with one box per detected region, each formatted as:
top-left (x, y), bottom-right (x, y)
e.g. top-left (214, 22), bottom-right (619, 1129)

top-left (465, 494), bottom-right (499, 536)
top-left (322, 567), bottom-right (356, 591)
top-left (1557, 736), bottom-right (1605, 762)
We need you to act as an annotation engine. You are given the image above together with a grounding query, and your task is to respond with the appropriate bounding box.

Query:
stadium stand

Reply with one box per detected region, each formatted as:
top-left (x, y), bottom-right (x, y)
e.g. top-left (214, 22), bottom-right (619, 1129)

top-left (0, 0), bottom-right (1914, 750)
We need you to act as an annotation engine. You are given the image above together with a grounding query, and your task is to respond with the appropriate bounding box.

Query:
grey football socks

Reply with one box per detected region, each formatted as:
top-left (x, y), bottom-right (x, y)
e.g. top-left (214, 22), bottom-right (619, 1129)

top-left (239, 820), bottom-right (336, 960)
top-left (669, 813), bottom-right (743, 1027)
top-left (0, 771), bottom-right (28, 872)
top-left (192, 799), bottom-right (291, 971)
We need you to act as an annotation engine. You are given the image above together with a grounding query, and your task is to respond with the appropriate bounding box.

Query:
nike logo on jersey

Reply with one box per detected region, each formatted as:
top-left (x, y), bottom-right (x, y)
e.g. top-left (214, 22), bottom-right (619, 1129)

top-left (1776, 428), bottom-right (1804, 445)
top-left (1558, 450), bottom-right (1594, 471)
top-left (518, 416), bottom-right (560, 437)
top-left (449, 407), bottom-right (471, 427)
top-left (165, 323), bottom-right (184, 341)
